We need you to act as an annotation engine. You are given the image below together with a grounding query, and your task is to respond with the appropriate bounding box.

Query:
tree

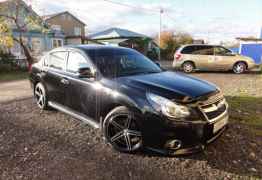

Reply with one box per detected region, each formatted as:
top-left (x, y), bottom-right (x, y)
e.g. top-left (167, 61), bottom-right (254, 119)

top-left (0, 0), bottom-right (48, 66)
top-left (155, 31), bottom-right (193, 60)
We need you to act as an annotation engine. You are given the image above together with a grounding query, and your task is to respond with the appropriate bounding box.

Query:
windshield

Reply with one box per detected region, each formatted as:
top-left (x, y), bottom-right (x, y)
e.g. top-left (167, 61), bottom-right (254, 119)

top-left (85, 48), bottom-right (162, 78)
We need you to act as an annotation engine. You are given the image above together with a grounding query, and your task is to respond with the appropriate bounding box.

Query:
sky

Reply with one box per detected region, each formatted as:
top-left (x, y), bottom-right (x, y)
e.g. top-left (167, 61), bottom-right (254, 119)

top-left (25, 0), bottom-right (262, 43)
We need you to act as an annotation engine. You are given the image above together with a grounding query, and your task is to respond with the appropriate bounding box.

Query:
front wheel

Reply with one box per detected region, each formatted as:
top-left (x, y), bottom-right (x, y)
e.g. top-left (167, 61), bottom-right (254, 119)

top-left (34, 82), bottom-right (49, 110)
top-left (233, 62), bottom-right (247, 74)
top-left (103, 106), bottom-right (142, 153)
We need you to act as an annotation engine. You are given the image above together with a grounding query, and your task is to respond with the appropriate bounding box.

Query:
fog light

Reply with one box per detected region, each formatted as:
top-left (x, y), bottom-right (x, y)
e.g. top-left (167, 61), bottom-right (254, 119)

top-left (165, 139), bottom-right (182, 150)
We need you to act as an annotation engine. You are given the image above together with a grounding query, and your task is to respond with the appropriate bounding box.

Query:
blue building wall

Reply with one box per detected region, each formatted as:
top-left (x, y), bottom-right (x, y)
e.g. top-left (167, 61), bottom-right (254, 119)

top-left (240, 43), bottom-right (262, 64)
top-left (11, 30), bottom-right (65, 58)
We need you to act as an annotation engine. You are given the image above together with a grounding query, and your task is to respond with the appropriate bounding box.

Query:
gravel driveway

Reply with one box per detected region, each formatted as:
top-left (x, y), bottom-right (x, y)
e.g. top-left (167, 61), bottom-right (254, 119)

top-left (0, 80), bottom-right (32, 103)
top-left (0, 74), bottom-right (261, 180)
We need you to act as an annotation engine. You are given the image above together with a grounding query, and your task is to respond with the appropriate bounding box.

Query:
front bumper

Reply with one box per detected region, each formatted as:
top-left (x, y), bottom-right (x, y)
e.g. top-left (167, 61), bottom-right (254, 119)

top-left (142, 111), bottom-right (229, 156)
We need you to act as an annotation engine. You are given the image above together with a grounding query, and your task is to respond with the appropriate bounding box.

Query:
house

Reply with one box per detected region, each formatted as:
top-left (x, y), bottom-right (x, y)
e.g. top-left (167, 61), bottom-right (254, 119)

top-left (89, 27), bottom-right (159, 60)
top-left (235, 31), bottom-right (262, 65)
top-left (0, 0), bottom-right (62, 60)
top-left (43, 11), bottom-right (86, 45)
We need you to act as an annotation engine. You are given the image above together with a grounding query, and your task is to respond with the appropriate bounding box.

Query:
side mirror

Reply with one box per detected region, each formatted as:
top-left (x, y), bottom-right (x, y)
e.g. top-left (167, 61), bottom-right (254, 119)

top-left (155, 62), bottom-right (161, 67)
top-left (77, 67), bottom-right (95, 78)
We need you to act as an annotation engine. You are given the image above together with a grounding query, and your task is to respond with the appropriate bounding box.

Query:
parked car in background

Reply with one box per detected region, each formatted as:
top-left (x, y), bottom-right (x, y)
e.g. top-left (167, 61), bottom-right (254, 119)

top-left (173, 44), bottom-right (257, 73)
top-left (29, 45), bottom-right (228, 155)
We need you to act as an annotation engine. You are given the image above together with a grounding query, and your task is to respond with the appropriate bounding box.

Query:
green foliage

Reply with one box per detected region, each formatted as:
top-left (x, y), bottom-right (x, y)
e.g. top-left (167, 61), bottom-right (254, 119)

top-left (0, 50), bottom-right (16, 72)
top-left (0, 0), bottom-right (49, 64)
top-left (0, 70), bottom-right (28, 81)
top-left (227, 96), bottom-right (262, 136)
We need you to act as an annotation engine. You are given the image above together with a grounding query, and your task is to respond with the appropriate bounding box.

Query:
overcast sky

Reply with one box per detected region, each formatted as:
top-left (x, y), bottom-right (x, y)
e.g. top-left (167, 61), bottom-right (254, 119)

top-left (26, 0), bottom-right (262, 43)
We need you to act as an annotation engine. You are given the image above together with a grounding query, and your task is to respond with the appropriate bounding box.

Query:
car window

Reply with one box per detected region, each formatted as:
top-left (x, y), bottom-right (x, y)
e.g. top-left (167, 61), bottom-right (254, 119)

top-left (193, 46), bottom-right (214, 55)
top-left (181, 46), bottom-right (214, 55)
top-left (41, 55), bottom-right (49, 67)
top-left (181, 46), bottom-right (194, 54)
top-left (214, 47), bottom-right (231, 56)
top-left (67, 51), bottom-right (91, 73)
top-left (49, 51), bottom-right (67, 70)
top-left (86, 48), bottom-right (162, 78)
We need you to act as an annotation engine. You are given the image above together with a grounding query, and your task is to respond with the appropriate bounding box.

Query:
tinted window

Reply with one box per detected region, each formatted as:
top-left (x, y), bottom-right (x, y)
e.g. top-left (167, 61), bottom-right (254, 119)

top-left (49, 52), bottom-right (67, 70)
top-left (40, 55), bottom-right (48, 67)
top-left (214, 46), bottom-right (231, 55)
top-left (182, 46), bottom-right (214, 55)
top-left (181, 46), bottom-right (195, 54)
top-left (67, 52), bottom-right (91, 73)
top-left (86, 48), bottom-right (162, 78)
top-left (194, 46), bottom-right (214, 55)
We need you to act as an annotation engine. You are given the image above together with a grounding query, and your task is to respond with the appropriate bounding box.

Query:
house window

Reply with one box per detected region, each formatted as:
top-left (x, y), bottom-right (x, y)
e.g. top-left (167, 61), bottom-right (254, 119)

top-left (51, 25), bottom-right (61, 31)
top-left (74, 27), bottom-right (81, 36)
top-left (61, 14), bottom-right (66, 20)
top-left (52, 39), bottom-right (63, 48)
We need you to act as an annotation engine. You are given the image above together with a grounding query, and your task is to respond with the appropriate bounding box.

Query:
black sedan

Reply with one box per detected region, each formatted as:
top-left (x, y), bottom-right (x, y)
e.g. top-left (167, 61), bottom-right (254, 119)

top-left (29, 45), bottom-right (229, 155)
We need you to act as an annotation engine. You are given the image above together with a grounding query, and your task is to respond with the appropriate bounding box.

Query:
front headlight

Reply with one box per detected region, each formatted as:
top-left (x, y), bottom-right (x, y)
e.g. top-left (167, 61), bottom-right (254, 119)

top-left (147, 93), bottom-right (191, 119)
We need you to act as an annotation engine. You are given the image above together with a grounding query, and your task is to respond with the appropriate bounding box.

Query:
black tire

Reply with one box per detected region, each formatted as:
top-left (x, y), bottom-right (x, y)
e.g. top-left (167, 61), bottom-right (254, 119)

top-left (34, 82), bottom-right (49, 110)
top-left (182, 62), bottom-right (194, 73)
top-left (103, 106), bottom-right (142, 153)
top-left (233, 62), bottom-right (247, 74)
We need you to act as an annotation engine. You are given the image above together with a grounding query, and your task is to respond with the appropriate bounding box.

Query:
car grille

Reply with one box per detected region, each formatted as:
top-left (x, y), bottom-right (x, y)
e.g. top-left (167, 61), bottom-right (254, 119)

top-left (198, 92), bottom-right (228, 122)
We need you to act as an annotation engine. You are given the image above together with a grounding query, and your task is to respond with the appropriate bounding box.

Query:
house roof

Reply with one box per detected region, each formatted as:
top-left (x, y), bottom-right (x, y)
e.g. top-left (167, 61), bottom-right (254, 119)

top-left (236, 37), bottom-right (262, 42)
top-left (88, 27), bottom-right (150, 40)
top-left (42, 11), bottom-right (86, 26)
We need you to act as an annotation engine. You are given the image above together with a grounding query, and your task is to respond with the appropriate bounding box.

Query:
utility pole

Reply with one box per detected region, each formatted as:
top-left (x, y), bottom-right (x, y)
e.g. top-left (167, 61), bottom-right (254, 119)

top-left (158, 8), bottom-right (163, 61)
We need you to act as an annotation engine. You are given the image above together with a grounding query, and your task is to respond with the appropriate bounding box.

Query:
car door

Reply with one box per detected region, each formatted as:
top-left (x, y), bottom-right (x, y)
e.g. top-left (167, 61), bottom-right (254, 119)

top-left (213, 46), bottom-right (234, 70)
top-left (191, 45), bottom-right (215, 70)
top-left (43, 51), bottom-right (68, 105)
top-left (64, 50), bottom-right (98, 120)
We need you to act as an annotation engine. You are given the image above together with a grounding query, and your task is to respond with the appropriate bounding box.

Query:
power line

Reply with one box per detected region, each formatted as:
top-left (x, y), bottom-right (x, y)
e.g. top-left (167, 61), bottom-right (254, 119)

top-left (102, 0), bottom-right (160, 14)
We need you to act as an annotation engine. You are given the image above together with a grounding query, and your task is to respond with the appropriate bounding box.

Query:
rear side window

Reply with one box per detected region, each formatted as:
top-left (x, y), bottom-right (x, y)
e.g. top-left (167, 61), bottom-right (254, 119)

top-left (67, 52), bottom-right (91, 73)
top-left (181, 46), bottom-right (214, 55)
top-left (181, 46), bottom-right (195, 54)
top-left (49, 51), bottom-right (67, 70)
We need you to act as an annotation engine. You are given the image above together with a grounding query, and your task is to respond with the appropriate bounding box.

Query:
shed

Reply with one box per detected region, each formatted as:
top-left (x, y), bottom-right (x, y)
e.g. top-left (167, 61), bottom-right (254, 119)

top-left (236, 37), bottom-right (262, 64)
top-left (88, 27), bottom-right (159, 60)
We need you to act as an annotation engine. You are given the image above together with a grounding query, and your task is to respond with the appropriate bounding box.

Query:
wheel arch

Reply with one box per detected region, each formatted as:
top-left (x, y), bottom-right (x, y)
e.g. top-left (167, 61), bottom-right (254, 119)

top-left (99, 99), bottom-right (144, 129)
top-left (232, 60), bottom-right (248, 70)
top-left (182, 60), bottom-right (196, 68)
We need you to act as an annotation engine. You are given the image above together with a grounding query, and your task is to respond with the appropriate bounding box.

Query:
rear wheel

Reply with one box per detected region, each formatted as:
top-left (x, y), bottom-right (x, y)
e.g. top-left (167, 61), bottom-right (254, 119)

top-left (182, 62), bottom-right (194, 73)
top-left (233, 62), bottom-right (246, 74)
top-left (34, 82), bottom-right (48, 110)
top-left (103, 106), bottom-right (142, 153)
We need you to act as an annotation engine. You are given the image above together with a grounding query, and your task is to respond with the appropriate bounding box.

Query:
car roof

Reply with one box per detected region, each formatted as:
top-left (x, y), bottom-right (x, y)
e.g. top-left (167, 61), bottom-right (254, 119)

top-left (51, 45), bottom-right (132, 52)
top-left (182, 44), bottom-right (222, 48)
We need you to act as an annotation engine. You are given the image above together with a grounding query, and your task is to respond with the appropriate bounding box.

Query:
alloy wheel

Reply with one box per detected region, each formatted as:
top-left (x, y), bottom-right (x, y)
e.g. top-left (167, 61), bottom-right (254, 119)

top-left (233, 63), bottom-right (246, 74)
top-left (183, 63), bottom-right (194, 73)
top-left (106, 113), bottom-right (142, 152)
top-left (35, 83), bottom-right (46, 109)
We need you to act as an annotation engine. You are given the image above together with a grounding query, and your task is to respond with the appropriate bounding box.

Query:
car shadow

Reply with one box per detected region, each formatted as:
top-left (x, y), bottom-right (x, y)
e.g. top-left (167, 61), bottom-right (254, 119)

top-left (189, 70), bottom-right (261, 75)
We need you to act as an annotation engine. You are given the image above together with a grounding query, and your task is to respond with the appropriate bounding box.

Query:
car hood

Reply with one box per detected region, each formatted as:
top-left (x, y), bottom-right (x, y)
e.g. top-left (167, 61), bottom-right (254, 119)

top-left (116, 71), bottom-right (218, 100)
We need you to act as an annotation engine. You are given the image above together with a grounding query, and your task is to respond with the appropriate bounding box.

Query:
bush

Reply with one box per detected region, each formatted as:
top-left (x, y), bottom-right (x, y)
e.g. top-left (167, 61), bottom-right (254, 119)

top-left (155, 31), bottom-right (193, 61)
top-left (0, 51), bottom-right (27, 72)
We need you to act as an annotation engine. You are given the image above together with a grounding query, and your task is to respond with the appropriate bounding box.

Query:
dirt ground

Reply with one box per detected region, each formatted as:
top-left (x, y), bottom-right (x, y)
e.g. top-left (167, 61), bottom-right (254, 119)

top-left (0, 73), bottom-right (262, 180)
top-left (0, 80), bottom-right (32, 103)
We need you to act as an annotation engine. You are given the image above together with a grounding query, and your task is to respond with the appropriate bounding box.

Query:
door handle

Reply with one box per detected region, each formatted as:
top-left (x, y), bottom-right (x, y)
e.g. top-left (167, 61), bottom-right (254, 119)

top-left (61, 78), bottom-right (69, 85)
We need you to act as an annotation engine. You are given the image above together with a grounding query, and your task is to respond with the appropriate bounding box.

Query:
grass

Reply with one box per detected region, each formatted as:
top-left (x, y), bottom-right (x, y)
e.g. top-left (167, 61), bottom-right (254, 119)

top-left (227, 96), bottom-right (262, 136)
top-left (0, 71), bottom-right (29, 82)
